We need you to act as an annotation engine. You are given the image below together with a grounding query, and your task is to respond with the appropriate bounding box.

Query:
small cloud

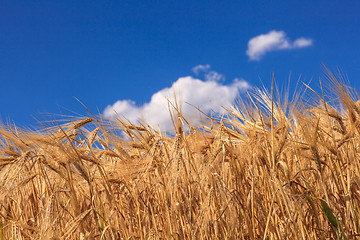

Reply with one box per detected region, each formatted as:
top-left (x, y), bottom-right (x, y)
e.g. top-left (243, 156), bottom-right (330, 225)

top-left (293, 38), bottom-right (313, 48)
top-left (192, 64), bottom-right (211, 75)
top-left (104, 71), bottom-right (251, 131)
top-left (205, 71), bottom-right (225, 82)
top-left (233, 78), bottom-right (251, 89)
top-left (192, 64), bottom-right (225, 82)
top-left (246, 30), bottom-right (313, 61)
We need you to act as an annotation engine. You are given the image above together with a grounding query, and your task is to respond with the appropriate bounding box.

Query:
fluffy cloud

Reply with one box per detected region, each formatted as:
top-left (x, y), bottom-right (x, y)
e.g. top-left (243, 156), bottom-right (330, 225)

top-left (246, 30), bottom-right (313, 61)
top-left (104, 68), bottom-right (250, 131)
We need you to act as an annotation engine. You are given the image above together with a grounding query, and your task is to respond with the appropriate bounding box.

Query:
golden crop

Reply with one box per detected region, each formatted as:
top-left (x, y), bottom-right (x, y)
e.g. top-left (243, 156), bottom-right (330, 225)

top-left (0, 71), bottom-right (359, 239)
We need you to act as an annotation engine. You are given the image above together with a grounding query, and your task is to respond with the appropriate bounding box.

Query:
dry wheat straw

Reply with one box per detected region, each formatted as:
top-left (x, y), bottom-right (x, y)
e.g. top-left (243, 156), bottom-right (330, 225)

top-left (0, 72), bottom-right (359, 239)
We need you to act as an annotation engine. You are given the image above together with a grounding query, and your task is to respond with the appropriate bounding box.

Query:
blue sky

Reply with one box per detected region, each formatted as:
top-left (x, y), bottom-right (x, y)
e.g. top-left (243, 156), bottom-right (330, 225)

top-left (1, 0), bottom-right (360, 128)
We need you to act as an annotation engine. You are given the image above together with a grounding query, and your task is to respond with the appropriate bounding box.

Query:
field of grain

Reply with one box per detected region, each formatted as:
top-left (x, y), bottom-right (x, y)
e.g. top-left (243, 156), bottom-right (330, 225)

top-left (1, 72), bottom-right (360, 239)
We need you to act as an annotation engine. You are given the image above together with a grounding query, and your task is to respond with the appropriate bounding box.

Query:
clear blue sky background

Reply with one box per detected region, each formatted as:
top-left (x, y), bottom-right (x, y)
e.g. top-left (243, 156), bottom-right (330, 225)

top-left (1, 0), bottom-right (360, 126)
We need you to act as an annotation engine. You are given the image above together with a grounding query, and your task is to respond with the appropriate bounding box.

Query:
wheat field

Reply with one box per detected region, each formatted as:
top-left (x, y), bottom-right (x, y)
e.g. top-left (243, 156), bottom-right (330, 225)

top-left (1, 72), bottom-right (360, 239)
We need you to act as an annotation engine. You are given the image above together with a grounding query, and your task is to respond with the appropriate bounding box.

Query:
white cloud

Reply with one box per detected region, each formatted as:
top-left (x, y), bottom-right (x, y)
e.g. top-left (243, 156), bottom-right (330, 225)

top-left (104, 70), bottom-right (250, 131)
top-left (192, 64), bottom-right (225, 82)
top-left (293, 38), bottom-right (313, 48)
top-left (192, 64), bottom-right (211, 75)
top-left (246, 30), bottom-right (313, 61)
top-left (233, 78), bottom-right (251, 89)
top-left (205, 71), bottom-right (225, 82)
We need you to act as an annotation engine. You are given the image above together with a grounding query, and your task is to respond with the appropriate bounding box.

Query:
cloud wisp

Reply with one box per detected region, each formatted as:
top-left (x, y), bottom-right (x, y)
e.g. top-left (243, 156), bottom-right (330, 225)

top-left (192, 64), bottom-right (211, 75)
top-left (192, 64), bottom-right (225, 82)
top-left (104, 67), bottom-right (250, 131)
top-left (246, 30), bottom-right (313, 61)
